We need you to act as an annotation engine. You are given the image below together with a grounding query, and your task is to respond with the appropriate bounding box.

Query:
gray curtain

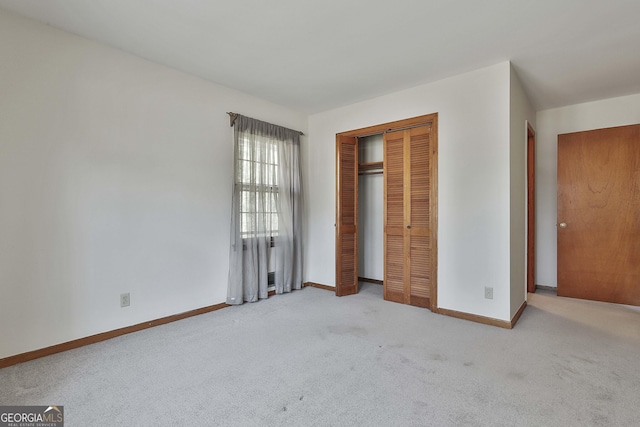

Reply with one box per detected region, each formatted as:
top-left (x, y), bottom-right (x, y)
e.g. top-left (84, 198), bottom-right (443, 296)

top-left (227, 115), bottom-right (304, 304)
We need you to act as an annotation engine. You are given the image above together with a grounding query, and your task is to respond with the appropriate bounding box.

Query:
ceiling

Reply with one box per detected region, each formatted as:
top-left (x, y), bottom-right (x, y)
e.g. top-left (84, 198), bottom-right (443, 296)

top-left (2, 0), bottom-right (640, 114)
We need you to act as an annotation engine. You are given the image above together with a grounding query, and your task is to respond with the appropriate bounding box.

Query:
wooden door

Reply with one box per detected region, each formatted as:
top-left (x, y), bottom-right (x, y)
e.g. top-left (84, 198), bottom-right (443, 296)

top-left (384, 126), bottom-right (433, 308)
top-left (336, 135), bottom-right (358, 296)
top-left (557, 124), bottom-right (640, 305)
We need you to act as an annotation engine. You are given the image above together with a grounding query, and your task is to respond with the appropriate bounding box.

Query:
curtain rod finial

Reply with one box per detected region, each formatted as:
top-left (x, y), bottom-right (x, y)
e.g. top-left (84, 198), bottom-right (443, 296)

top-left (227, 112), bottom-right (239, 127)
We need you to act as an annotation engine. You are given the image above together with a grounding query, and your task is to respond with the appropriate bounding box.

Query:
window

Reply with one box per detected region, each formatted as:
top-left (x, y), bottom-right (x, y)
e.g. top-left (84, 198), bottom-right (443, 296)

top-left (227, 113), bottom-right (304, 304)
top-left (237, 136), bottom-right (279, 238)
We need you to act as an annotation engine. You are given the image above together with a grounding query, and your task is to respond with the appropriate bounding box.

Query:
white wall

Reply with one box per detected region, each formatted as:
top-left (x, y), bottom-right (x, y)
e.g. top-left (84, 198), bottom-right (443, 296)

top-left (509, 65), bottom-right (536, 317)
top-left (306, 62), bottom-right (515, 321)
top-left (0, 9), bottom-right (307, 359)
top-left (535, 93), bottom-right (640, 287)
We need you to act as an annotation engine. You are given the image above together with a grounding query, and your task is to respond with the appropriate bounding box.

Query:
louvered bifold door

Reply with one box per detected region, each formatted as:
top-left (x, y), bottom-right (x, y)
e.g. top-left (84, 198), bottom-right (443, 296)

top-left (407, 126), bottom-right (432, 308)
top-left (384, 126), bottom-right (432, 308)
top-left (384, 130), bottom-right (406, 303)
top-left (336, 135), bottom-right (358, 296)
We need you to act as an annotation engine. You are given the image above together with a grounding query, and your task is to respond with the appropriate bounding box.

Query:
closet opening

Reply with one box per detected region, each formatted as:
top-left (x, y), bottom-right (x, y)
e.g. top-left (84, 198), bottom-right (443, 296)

top-left (358, 134), bottom-right (384, 287)
top-left (335, 114), bottom-right (438, 311)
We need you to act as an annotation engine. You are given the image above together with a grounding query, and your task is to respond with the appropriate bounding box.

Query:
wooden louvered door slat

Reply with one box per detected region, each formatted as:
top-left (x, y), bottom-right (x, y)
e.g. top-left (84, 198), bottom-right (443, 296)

top-left (384, 126), bottom-right (432, 308)
top-left (336, 135), bottom-right (358, 296)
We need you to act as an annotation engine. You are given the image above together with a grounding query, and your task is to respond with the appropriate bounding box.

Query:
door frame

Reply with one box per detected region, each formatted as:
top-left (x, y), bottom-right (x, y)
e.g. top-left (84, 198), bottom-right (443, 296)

top-left (335, 113), bottom-right (438, 311)
top-left (527, 122), bottom-right (536, 293)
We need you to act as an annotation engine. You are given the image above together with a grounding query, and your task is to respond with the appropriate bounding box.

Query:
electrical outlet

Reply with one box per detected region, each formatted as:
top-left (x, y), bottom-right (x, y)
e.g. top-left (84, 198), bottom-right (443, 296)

top-left (120, 293), bottom-right (130, 307)
top-left (484, 287), bottom-right (493, 300)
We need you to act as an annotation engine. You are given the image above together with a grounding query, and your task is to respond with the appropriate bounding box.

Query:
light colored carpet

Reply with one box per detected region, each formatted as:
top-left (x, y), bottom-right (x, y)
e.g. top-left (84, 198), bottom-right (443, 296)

top-left (2, 284), bottom-right (639, 426)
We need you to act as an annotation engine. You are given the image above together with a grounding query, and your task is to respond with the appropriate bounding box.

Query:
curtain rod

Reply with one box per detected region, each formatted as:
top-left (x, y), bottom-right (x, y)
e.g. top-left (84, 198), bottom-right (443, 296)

top-left (226, 112), bottom-right (305, 136)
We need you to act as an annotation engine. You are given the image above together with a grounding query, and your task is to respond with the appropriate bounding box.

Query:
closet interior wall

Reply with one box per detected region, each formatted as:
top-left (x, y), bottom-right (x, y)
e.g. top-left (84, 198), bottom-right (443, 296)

top-left (358, 134), bottom-right (384, 283)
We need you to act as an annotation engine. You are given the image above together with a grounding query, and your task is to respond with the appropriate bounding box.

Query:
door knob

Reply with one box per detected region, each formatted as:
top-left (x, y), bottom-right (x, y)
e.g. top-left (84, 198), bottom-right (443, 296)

top-left (559, 222), bottom-right (567, 228)
top-left (406, 225), bottom-right (411, 229)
